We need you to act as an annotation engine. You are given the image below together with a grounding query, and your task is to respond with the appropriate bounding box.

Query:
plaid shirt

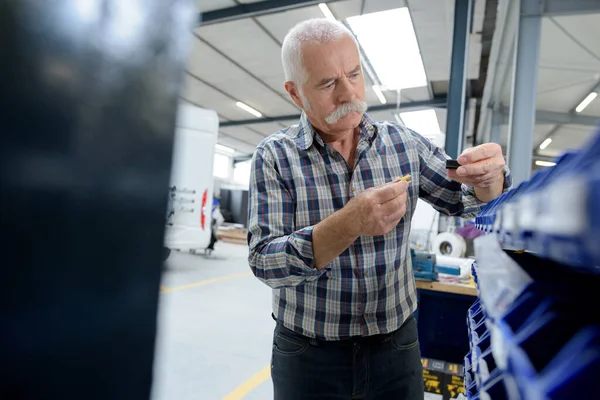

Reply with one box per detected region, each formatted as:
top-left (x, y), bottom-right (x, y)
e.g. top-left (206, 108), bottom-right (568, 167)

top-left (247, 112), bottom-right (511, 340)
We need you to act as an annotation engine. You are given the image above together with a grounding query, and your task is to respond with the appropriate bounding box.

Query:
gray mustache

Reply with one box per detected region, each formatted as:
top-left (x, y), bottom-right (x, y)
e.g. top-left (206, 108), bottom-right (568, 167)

top-left (325, 100), bottom-right (368, 124)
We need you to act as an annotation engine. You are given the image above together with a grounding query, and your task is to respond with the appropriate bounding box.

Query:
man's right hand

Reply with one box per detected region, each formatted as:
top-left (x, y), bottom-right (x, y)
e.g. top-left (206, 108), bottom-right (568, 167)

top-left (344, 179), bottom-right (410, 237)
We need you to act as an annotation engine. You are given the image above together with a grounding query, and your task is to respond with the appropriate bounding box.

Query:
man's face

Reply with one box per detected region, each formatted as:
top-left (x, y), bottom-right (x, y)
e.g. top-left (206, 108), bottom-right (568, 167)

top-left (286, 35), bottom-right (366, 135)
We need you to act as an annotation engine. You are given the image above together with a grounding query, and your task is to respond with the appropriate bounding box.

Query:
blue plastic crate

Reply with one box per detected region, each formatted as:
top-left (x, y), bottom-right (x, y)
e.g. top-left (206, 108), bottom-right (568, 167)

top-left (474, 126), bottom-right (600, 270)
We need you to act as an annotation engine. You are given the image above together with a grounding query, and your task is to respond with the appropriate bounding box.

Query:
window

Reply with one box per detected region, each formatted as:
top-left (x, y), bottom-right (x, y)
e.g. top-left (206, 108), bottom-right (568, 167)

top-left (233, 160), bottom-right (252, 187)
top-left (213, 153), bottom-right (230, 179)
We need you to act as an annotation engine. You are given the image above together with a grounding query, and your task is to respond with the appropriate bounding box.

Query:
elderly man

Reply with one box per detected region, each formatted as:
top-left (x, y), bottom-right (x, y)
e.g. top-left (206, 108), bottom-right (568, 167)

top-left (247, 18), bottom-right (510, 400)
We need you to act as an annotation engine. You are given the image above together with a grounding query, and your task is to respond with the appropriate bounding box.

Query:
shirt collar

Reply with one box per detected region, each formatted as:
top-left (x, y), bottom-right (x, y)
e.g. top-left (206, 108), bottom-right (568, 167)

top-left (297, 111), bottom-right (377, 151)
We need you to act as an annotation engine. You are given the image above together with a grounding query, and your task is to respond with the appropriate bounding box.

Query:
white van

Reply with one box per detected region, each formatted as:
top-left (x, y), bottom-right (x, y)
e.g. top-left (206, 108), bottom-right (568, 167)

top-left (163, 104), bottom-right (220, 258)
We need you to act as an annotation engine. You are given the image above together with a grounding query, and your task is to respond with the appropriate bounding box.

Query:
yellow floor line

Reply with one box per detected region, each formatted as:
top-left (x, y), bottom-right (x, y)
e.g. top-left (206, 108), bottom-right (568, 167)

top-left (221, 365), bottom-right (271, 400)
top-left (160, 271), bottom-right (252, 294)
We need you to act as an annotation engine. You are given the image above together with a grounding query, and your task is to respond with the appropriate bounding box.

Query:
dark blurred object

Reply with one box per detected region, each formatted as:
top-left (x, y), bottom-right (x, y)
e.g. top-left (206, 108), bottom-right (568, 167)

top-left (456, 222), bottom-right (483, 257)
top-left (220, 189), bottom-right (249, 227)
top-left (455, 221), bottom-right (486, 240)
top-left (0, 1), bottom-right (196, 399)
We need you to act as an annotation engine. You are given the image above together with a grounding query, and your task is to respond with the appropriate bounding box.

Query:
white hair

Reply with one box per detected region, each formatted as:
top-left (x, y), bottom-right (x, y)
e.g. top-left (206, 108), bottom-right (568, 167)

top-left (281, 18), bottom-right (359, 86)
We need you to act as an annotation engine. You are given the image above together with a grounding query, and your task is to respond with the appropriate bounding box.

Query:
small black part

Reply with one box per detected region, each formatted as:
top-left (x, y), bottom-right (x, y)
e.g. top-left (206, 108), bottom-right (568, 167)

top-left (446, 159), bottom-right (461, 169)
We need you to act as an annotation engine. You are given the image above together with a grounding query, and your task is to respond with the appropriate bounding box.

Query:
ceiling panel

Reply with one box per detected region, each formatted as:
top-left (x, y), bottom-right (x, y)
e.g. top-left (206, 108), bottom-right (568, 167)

top-left (498, 124), bottom-right (555, 150)
top-left (539, 124), bottom-right (596, 156)
top-left (536, 68), bottom-right (598, 95)
top-left (186, 39), bottom-right (298, 115)
top-left (471, 0), bottom-right (486, 33)
top-left (180, 74), bottom-right (248, 120)
top-left (468, 34), bottom-right (482, 80)
top-left (536, 80), bottom-right (598, 112)
top-left (252, 121), bottom-right (291, 136)
top-left (217, 135), bottom-right (257, 154)
top-left (196, 20), bottom-right (284, 81)
top-left (580, 94), bottom-right (600, 117)
top-left (550, 14), bottom-right (600, 61)
top-left (261, 76), bottom-right (288, 98)
top-left (331, 0), bottom-right (408, 19)
top-left (367, 110), bottom-right (397, 122)
top-left (409, 0), bottom-right (452, 81)
top-left (539, 18), bottom-right (600, 71)
top-left (256, 6), bottom-right (324, 43)
top-left (197, 0), bottom-right (236, 13)
top-left (221, 126), bottom-right (269, 144)
top-left (532, 124), bottom-right (556, 146)
top-left (397, 86), bottom-right (432, 102)
top-left (435, 109), bottom-right (447, 133)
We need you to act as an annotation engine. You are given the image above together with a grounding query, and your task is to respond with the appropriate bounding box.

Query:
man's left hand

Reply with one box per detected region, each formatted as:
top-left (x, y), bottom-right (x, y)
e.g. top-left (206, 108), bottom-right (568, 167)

top-left (447, 143), bottom-right (506, 203)
top-left (447, 143), bottom-right (505, 188)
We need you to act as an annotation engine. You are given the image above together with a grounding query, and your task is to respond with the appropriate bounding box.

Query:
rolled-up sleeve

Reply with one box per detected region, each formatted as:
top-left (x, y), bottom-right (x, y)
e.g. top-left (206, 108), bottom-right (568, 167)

top-left (409, 129), bottom-right (512, 219)
top-left (247, 145), bottom-right (325, 289)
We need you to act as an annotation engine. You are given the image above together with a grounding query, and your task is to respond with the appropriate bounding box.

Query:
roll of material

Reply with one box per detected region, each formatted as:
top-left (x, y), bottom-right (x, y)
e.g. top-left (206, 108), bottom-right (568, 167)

top-left (431, 232), bottom-right (467, 258)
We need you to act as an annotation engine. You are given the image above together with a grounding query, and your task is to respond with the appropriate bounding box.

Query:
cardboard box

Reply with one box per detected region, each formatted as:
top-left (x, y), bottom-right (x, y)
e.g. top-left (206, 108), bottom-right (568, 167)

top-left (421, 358), bottom-right (466, 400)
top-left (444, 362), bottom-right (466, 400)
top-left (422, 358), bottom-right (445, 400)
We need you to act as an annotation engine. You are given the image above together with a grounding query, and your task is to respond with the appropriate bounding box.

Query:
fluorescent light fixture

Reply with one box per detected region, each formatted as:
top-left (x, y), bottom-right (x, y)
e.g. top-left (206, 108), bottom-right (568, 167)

top-left (318, 3), bottom-right (336, 20)
top-left (215, 144), bottom-right (235, 154)
top-left (372, 85), bottom-right (387, 104)
top-left (539, 138), bottom-right (552, 150)
top-left (575, 92), bottom-right (597, 113)
top-left (399, 109), bottom-right (441, 137)
top-left (347, 8), bottom-right (427, 91)
top-left (535, 160), bottom-right (556, 167)
top-left (236, 101), bottom-right (262, 118)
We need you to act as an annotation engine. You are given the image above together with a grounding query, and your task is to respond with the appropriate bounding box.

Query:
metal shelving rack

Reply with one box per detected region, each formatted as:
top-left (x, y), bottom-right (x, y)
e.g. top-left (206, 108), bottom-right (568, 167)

top-left (463, 126), bottom-right (600, 399)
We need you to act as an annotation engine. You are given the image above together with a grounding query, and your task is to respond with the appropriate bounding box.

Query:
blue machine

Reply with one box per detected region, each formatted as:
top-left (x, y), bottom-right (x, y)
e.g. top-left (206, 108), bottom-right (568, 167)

top-left (411, 248), bottom-right (461, 281)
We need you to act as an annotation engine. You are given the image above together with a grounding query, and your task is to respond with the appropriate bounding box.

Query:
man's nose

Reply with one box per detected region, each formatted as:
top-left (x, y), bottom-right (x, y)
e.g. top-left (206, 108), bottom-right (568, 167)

top-left (336, 77), bottom-right (355, 104)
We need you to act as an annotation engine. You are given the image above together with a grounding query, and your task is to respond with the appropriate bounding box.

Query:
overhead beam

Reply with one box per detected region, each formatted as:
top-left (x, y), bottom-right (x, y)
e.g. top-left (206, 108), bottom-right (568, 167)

top-left (444, 0), bottom-right (474, 159)
top-left (541, 0), bottom-right (600, 16)
top-left (500, 108), bottom-right (600, 126)
top-left (199, 0), bottom-right (342, 26)
top-left (506, 0), bottom-right (542, 186)
top-left (219, 98), bottom-right (448, 127)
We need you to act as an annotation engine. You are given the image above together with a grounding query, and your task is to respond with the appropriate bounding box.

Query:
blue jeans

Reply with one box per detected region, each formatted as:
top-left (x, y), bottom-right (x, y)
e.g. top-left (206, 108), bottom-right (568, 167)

top-left (271, 314), bottom-right (424, 400)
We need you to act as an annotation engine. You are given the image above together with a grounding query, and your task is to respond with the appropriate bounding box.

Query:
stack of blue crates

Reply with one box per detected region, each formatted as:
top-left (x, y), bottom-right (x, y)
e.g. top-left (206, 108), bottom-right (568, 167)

top-left (466, 125), bottom-right (600, 399)
top-left (466, 252), bottom-right (600, 399)
top-left (474, 125), bottom-right (600, 271)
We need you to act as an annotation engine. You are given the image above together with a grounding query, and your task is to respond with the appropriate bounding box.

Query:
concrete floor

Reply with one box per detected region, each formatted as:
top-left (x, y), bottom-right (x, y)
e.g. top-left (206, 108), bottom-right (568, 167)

top-left (151, 242), bottom-right (274, 400)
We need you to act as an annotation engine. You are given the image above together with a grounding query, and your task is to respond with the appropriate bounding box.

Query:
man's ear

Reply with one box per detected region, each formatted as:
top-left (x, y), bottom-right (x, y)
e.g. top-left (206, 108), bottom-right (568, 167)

top-left (284, 81), bottom-right (305, 110)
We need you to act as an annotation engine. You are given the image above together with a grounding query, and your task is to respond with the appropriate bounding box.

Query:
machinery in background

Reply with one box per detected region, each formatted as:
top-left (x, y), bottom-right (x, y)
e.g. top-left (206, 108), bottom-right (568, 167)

top-left (411, 248), bottom-right (462, 281)
top-left (163, 104), bottom-right (220, 260)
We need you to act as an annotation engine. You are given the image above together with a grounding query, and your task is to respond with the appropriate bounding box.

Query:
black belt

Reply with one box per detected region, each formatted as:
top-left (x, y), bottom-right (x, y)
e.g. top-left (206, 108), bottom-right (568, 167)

top-left (272, 313), bottom-right (413, 347)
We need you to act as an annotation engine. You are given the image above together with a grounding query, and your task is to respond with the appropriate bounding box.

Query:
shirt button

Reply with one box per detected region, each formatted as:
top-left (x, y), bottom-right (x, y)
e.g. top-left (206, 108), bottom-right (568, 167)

top-left (363, 271), bottom-right (368, 277)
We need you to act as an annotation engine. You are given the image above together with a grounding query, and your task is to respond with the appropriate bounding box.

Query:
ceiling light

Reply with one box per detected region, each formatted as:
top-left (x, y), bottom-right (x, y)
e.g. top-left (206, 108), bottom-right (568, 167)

top-left (575, 92), bottom-right (597, 113)
top-left (318, 3), bottom-right (336, 20)
top-left (236, 101), bottom-right (262, 118)
top-left (372, 85), bottom-right (387, 104)
top-left (347, 8), bottom-right (427, 91)
top-left (399, 109), bottom-right (441, 137)
top-left (215, 144), bottom-right (235, 154)
top-left (535, 160), bottom-right (556, 167)
top-left (539, 138), bottom-right (552, 150)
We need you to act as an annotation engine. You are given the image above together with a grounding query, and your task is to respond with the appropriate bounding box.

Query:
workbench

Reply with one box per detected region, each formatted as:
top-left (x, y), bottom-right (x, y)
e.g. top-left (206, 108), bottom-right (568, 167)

top-left (415, 280), bottom-right (478, 296)
top-left (415, 279), bottom-right (477, 364)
